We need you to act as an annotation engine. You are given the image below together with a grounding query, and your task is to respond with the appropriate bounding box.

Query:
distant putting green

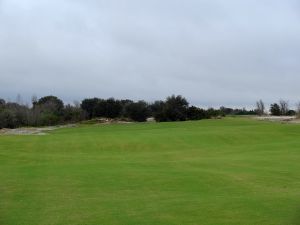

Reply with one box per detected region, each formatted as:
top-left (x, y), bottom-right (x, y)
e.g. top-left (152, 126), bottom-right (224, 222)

top-left (1, 118), bottom-right (300, 225)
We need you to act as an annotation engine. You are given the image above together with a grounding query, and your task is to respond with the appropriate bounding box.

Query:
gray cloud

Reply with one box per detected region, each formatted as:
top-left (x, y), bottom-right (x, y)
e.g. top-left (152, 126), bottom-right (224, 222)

top-left (0, 0), bottom-right (299, 108)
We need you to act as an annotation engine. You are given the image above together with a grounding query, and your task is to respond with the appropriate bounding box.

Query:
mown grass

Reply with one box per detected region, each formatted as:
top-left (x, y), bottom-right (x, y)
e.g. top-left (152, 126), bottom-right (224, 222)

top-left (1, 118), bottom-right (300, 225)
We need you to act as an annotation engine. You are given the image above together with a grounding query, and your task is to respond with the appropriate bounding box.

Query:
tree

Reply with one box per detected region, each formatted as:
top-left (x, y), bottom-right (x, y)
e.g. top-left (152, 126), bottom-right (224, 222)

top-left (286, 110), bottom-right (296, 116)
top-left (93, 99), bottom-right (106, 118)
top-left (35, 96), bottom-right (64, 115)
top-left (0, 109), bottom-right (17, 129)
top-left (16, 94), bottom-right (22, 105)
top-left (296, 102), bottom-right (300, 118)
top-left (270, 103), bottom-right (281, 116)
top-left (120, 99), bottom-right (133, 117)
top-left (0, 99), bottom-right (5, 109)
top-left (154, 95), bottom-right (189, 122)
top-left (73, 100), bottom-right (81, 108)
top-left (64, 104), bottom-right (85, 122)
top-left (125, 101), bottom-right (149, 122)
top-left (104, 98), bottom-right (123, 118)
top-left (31, 96), bottom-right (64, 125)
top-left (31, 95), bottom-right (38, 106)
top-left (149, 101), bottom-right (166, 120)
top-left (81, 98), bottom-right (99, 119)
top-left (4, 102), bottom-right (29, 127)
top-left (206, 108), bottom-right (222, 118)
top-left (187, 106), bottom-right (208, 120)
top-left (27, 106), bottom-right (41, 126)
top-left (220, 107), bottom-right (233, 115)
top-left (256, 100), bottom-right (265, 116)
top-left (279, 100), bottom-right (289, 116)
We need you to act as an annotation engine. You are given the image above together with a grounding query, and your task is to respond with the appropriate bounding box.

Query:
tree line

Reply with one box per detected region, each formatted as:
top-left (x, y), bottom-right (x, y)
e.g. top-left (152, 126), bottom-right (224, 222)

top-left (0, 94), bottom-right (246, 129)
top-left (256, 100), bottom-right (300, 116)
top-left (1, 95), bottom-right (299, 129)
top-left (5, 95), bottom-right (225, 127)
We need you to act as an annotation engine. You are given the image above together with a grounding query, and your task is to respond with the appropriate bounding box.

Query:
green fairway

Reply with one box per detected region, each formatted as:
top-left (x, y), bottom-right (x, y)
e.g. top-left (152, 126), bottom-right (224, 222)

top-left (1, 118), bottom-right (300, 225)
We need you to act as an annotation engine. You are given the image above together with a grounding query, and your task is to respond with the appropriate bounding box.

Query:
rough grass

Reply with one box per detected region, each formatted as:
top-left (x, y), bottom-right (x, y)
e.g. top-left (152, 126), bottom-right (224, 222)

top-left (1, 118), bottom-right (300, 225)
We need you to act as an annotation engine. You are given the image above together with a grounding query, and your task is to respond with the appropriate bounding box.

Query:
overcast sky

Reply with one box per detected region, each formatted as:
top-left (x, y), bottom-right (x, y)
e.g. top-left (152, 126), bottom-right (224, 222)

top-left (0, 0), bottom-right (299, 108)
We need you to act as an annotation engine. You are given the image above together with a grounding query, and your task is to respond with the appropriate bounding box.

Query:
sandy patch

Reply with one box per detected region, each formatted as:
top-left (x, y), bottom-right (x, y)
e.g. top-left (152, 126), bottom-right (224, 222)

top-left (255, 116), bottom-right (300, 124)
top-left (85, 118), bottom-right (133, 125)
top-left (0, 124), bottom-right (76, 135)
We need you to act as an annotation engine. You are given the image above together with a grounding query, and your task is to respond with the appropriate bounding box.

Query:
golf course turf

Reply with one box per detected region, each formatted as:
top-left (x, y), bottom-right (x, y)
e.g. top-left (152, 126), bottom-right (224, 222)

top-left (1, 117), bottom-right (300, 225)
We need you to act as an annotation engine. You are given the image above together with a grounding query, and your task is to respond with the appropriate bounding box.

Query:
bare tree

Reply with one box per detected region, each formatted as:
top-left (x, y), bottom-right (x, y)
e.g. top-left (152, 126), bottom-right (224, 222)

top-left (31, 95), bottom-right (38, 106)
top-left (73, 100), bottom-right (80, 108)
top-left (256, 100), bottom-right (265, 116)
top-left (296, 102), bottom-right (300, 118)
top-left (279, 100), bottom-right (289, 116)
top-left (16, 94), bottom-right (23, 105)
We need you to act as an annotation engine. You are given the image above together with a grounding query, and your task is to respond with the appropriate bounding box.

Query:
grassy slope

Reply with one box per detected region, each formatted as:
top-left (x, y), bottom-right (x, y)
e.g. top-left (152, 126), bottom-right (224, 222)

top-left (1, 118), bottom-right (300, 225)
